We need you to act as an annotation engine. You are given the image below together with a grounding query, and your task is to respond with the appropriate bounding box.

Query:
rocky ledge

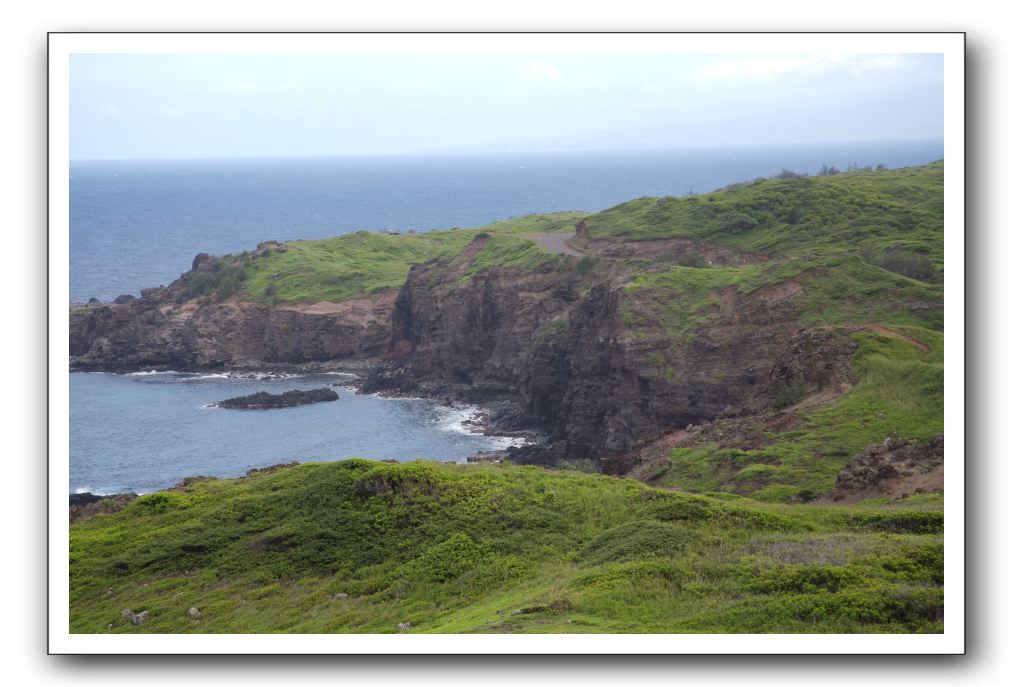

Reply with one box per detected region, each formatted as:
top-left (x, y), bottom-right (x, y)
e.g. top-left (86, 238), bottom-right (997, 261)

top-left (214, 388), bottom-right (339, 410)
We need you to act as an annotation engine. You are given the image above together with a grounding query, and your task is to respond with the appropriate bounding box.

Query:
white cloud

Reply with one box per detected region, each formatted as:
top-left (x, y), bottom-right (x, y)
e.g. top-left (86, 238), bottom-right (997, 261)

top-left (693, 54), bottom-right (909, 83)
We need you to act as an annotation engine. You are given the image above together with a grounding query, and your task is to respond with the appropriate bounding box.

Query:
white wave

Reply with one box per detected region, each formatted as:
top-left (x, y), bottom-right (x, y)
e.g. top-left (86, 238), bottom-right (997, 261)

top-left (482, 434), bottom-right (529, 450)
top-left (436, 404), bottom-right (528, 448)
top-left (127, 369), bottom-right (179, 376)
top-left (195, 373), bottom-right (230, 380)
top-left (74, 485), bottom-right (91, 494)
top-left (437, 404), bottom-right (485, 435)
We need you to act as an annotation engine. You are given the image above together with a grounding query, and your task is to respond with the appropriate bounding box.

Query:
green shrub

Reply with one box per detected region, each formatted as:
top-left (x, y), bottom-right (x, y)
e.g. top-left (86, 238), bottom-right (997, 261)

top-left (717, 211), bottom-right (758, 234)
top-left (580, 520), bottom-right (698, 565)
top-left (129, 492), bottom-right (190, 515)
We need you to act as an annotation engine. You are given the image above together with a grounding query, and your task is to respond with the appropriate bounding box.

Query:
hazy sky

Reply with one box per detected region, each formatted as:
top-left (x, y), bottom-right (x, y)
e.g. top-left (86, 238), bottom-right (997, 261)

top-left (70, 53), bottom-right (943, 160)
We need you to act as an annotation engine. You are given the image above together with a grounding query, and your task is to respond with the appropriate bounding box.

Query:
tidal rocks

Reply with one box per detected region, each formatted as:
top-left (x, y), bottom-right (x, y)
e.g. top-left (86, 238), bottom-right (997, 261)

top-left (215, 388), bottom-right (338, 409)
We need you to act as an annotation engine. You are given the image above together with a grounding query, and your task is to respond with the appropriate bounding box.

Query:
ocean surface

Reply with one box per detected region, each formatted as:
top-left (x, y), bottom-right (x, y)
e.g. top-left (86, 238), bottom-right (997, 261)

top-left (70, 371), bottom-right (522, 495)
top-left (69, 142), bottom-right (944, 493)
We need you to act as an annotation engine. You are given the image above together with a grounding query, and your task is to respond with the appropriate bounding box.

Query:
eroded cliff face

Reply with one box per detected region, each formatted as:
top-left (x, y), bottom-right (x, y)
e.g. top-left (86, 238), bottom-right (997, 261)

top-left (69, 285), bottom-right (394, 371)
top-left (361, 253), bottom-right (808, 468)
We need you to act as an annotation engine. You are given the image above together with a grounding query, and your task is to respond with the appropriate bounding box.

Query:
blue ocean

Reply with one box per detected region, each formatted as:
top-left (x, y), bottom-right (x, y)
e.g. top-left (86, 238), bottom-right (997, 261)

top-left (69, 141), bottom-right (944, 493)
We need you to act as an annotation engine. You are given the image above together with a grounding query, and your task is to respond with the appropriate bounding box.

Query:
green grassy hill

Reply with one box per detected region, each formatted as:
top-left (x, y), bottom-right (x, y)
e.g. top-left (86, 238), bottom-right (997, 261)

top-left (584, 162), bottom-right (943, 274)
top-left (71, 460), bottom-right (943, 634)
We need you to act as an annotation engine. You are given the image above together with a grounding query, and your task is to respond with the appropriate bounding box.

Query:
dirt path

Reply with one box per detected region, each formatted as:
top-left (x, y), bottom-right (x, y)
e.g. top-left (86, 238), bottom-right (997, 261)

top-left (526, 233), bottom-right (586, 257)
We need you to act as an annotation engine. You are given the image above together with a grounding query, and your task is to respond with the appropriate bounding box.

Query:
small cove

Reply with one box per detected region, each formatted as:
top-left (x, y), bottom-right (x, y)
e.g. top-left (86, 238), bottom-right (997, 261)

top-left (70, 371), bottom-right (522, 494)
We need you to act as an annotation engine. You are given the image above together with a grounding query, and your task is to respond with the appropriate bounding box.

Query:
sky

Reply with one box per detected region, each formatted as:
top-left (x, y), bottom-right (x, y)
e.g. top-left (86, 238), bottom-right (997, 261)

top-left (69, 53), bottom-right (943, 160)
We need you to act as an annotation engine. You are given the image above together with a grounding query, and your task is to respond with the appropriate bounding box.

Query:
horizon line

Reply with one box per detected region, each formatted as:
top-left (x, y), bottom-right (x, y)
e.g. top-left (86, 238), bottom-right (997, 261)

top-left (69, 137), bottom-right (944, 164)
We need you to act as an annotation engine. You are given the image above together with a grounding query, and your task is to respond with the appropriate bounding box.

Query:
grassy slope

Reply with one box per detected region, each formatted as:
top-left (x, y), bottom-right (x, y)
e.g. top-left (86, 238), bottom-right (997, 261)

top-left (658, 328), bottom-right (943, 501)
top-left (71, 460), bottom-right (942, 634)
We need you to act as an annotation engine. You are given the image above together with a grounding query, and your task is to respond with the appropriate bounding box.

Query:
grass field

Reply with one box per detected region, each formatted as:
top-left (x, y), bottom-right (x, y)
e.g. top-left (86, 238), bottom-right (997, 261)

top-left (70, 460), bottom-right (942, 634)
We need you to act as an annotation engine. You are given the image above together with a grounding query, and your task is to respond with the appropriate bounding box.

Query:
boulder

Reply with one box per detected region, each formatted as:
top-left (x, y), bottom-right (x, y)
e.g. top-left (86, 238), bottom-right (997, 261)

top-left (188, 607), bottom-right (201, 619)
top-left (121, 609), bottom-right (149, 625)
top-left (397, 622), bottom-right (412, 632)
top-left (113, 294), bottom-right (137, 305)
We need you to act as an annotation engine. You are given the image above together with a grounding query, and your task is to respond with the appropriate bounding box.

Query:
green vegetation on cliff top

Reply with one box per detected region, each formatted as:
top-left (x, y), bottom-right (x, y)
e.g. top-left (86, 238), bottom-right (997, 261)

top-left (585, 162), bottom-right (943, 272)
top-left (240, 212), bottom-right (587, 304)
top-left (71, 460), bottom-right (942, 634)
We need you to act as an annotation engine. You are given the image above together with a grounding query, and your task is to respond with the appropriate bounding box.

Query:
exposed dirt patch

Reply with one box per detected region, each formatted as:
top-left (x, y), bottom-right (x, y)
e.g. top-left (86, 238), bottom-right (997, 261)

top-left (525, 232), bottom-right (585, 257)
top-left (813, 324), bottom-right (933, 354)
top-left (623, 429), bottom-right (689, 482)
top-left (442, 236), bottom-right (492, 280)
top-left (827, 435), bottom-right (944, 504)
top-left (572, 235), bottom-right (768, 266)
top-left (753, 279), bottom-right (804, 304)
top-left (778, 382), bottom-right (855, 414)
top-left (278, 289), bottom-right (398, 319)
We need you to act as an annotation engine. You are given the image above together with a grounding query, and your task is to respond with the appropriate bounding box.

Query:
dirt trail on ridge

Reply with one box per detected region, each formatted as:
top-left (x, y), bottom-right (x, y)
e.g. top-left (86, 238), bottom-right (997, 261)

top-left (526, 233), bottom-right (586, 257)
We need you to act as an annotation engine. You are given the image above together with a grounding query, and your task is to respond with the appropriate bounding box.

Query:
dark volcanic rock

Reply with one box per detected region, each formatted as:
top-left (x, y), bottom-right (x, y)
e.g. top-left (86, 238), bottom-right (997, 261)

top-left (69, 492), bottom-right (138, 523)
top-left (70, 276), bottom-right (394, 371)
top-left (113, 294), bottom-right (137, 305)
top-left (768, 327), bottom-right (858, 401)
top-left (833, 435), bottom-right (944, 501)
top-left (192, 252), bottom-right (213, 271)
top-left (215, 388), bottom-right (338, 409)
top-left (363, 251), bottom-right (810, 469)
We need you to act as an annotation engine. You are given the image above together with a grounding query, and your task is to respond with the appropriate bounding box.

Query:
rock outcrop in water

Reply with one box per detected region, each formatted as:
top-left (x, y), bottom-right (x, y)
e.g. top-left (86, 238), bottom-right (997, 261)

top-left (215, 388), bottom-right (338, 409)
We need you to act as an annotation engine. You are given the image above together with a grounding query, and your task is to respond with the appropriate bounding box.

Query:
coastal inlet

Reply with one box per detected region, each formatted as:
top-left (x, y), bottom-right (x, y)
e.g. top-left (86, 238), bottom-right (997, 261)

top-left (70, 371), bottom-right (525, 495)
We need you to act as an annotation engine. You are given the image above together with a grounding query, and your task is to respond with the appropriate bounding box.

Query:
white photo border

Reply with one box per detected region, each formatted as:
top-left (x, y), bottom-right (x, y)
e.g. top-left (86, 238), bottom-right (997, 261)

top-left (48, 31), bottom-right (965, 655)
